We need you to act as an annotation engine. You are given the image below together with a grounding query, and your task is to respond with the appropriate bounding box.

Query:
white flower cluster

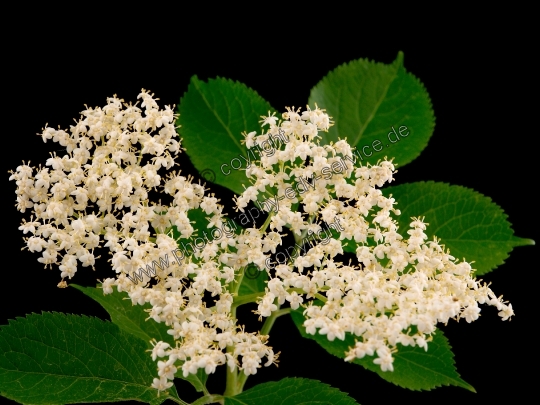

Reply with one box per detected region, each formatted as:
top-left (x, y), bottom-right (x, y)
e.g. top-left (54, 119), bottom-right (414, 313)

top-left (10, 90), bottom-right (278, 392)
top-left (10, 92), bottom-right (513, 393)
top-left (236, 106), bottom-right (514, 372)
top-left (10, 90), bottom-right (183, 280)
top-left (128, 220), bottom-right (279, 391)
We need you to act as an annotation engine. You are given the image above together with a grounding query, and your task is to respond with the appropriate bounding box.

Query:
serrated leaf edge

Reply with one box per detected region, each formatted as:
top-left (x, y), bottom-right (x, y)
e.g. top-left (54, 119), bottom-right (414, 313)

top-left (383, 180), bottom-right (534, 274)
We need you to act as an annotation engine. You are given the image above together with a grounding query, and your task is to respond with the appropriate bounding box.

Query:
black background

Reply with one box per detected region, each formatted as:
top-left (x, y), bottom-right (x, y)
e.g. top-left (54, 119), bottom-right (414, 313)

top-left (2, 8), bottom-right (537, 405)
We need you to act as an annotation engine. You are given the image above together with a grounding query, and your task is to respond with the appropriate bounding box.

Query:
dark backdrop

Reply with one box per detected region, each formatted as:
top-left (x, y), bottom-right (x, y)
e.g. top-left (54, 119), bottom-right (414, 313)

top-left (2, 8), bottom-right (537, 405)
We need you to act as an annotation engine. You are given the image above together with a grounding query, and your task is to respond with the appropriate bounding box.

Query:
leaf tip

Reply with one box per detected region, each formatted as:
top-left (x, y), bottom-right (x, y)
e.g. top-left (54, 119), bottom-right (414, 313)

top-left (511, 236), bottom-right (535, 247)
top-left (395, 51), bottom-right (404, 67)
top-left (462, 382), bottom-right (477, 393)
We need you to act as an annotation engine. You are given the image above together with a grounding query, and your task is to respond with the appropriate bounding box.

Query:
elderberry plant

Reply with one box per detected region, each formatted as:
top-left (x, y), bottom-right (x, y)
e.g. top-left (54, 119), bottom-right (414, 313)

top-left (3, 52), bottom-right (533, 405)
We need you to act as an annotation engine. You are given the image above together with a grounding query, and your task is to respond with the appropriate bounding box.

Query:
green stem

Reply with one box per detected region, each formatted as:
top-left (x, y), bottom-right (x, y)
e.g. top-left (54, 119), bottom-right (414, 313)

top-left (223, 206), bottom-right (275, 397)
top-left (259, 210), bottom-right (274, 234)
top-left (190, 394), bottom-right (225, 405)
top-left (296, 213), bottom-right (317, 244)
top-left (284, 288), bottom-right (327, 303)
top-left (314, 293), bottom-right (328, 303)
top-left (201, 379), bottom-right (211, 397)
top-left (232, 265), bottom-right (245, 296)
top-left (232, 291), bottom-right (265, 308)
top-left (223, 351), bottom-right (238, 397)
top-left (293, 231), bottom-right (303, 246)
top-left (260, 308), bottom-right (291, 336)
top-left (166, 395), bottom-right (190, 405)
top-left (223, 304), bottom-right (239, 397)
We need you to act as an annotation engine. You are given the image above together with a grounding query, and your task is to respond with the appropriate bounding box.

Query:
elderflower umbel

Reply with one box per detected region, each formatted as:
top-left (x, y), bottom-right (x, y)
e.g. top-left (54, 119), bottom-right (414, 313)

top-left (10, 93), bottom-right (514, 394)
top-left (10, 90), bottom-right (182, 280)
top-left (234, 105), bottom-right (514, 372)
top-left (10, 91), bottom-right (278, 392)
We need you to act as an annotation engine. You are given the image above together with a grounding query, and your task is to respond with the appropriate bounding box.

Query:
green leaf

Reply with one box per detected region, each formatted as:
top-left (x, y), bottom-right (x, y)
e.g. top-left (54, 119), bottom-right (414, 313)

top-left (71, 284), bottom-right (174, 347)
top-left (224, 377), bottom-right (359, 405)
top-left (0, 312), bottom-right (179, 405)
top-left (178, 76), bottom-right (276, 195)
top-left (290, 309), bottom-right (474, 392)
top-left (383, 181), bottom-right (535, 275)
top-left (309, 51), bottom-right (434, 167)
top-left (238, 263), bottom-right (268, 297)
top-left (72, 284), bottom-right (212, 394)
